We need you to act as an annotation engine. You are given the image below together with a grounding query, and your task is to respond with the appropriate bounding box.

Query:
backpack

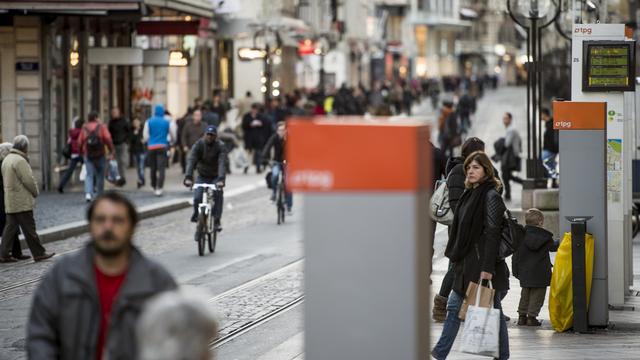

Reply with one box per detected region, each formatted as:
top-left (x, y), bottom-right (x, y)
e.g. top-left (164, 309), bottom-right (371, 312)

top-left (86, 124), bottom-right (105, 159)
top-left (430, 179), bottom-right (454, 226)
top-left (499, 210), bottom-right (526, 260)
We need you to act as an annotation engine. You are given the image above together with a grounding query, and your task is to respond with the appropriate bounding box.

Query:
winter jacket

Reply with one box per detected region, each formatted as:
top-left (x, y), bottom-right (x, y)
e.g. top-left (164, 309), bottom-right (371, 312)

top-left (143, 104), bottom-right (176, 150)
top-left (242, 113), bottom-right (272, 150)
top-left (513, 225), bottom-right (558, 288)
top-left (129, 127), bottom-right (145, 155)
top-left (108, 117), bottom-right (131, 145)
top-left (261, 134), bottom-right (286, 163)
top-left (185, 138), bottom-right (227, 181)
top-left (543, 119), bottom-right (559, 154)
top-left (2, 149), bottom-right (38, 214)
top-left (452, 187), bottom-right (509, 295)
top-left (77, 121), bottom-right (115, 158)
top-left (27, 244), bottom-right (177, 360)
top-left (181, 119), bottom-right (207, 149)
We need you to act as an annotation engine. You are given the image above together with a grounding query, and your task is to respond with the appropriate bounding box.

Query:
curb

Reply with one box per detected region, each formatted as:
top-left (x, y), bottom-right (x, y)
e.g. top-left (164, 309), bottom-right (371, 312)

top-left (23, 181), bottom-right (265, 246)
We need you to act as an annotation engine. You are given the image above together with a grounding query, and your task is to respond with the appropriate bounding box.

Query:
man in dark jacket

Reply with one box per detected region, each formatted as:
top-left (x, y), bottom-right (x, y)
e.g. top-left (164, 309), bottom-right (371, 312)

top-left (27, 192), bottom-right (176, 359)
top-left (108, 107), bottom-right (131, 184)
top-left (261, 122), bottom-right (292, 212)
top-left (184, 125), bottom-right (227, 230)
top-left (242, 104), bottom-right (272, 174)
top-left (514, 208), bottom-right (558, 326)
top-left (541, 108), bottom-right (559, 187)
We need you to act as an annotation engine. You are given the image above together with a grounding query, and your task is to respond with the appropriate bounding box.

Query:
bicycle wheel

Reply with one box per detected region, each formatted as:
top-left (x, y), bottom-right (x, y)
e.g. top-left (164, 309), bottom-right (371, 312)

top-left (208, 231), bottom-right (217, 253)
top-left (196, 214), bottom-right (206, 256)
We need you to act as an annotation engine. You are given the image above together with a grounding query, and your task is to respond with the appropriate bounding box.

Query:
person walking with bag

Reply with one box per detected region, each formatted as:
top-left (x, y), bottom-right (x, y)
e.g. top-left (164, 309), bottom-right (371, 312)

top-left (77, 111), bottom-right (115, 202)
top-left (58, 117), bottom-right (84, 193)
top-left (432, 151), bottom-right (510, 360)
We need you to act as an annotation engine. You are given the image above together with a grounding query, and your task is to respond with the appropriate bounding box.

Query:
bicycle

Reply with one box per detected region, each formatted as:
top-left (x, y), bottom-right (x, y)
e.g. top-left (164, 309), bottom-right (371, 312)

top-left (271, 161), bottom-right (287, 225)
top-left (192, 183), bottom-right (220, 256)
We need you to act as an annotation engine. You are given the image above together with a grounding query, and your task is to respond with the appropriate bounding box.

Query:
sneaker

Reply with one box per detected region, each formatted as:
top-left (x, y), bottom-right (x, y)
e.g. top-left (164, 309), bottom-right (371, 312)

top-left (85, 193), bottom-right (92, 202)
top-left (137, 181), bottom-right (143, 189)
top-left (57, 187), bottom-right (64, 194)
top-left (526, 316), bottom-right (542, 326)
top-left (517, 315), bottom-right (527, 326)
top-left (214, 218), bottom-right (222, 232)
top-left (0, 256), bottom-right (18, 263)
top-left (154, 189), bottom-right (163, 197)
top-left (14, 254), bottom-right (31, 261)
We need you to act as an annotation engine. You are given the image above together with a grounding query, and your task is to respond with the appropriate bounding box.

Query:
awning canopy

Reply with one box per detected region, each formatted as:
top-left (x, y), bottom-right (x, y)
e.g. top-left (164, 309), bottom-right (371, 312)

top-left (0, 0), bottom-right (140, 12)
top-left (143, 0), bottom-right (213, 18)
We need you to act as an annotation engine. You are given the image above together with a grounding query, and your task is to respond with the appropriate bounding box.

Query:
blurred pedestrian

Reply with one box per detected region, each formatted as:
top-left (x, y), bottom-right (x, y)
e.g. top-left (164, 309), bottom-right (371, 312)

top-left (181, 109), bottom-right (207, 159)
top-left (457, 91), bottom-right (476, 134)
top-left (500, 112), bottom-right (523, 201)
top-left (210, 92), bottom-right (228, 125)
top-left (236, 91), bottom-right (254, 124)
top-left (78, 111), bottom-right (116, 202)
top-left (143, 104), bottom-right (176, 196)
top-left (432, 151), bottom-right (510, 360)
top-left (58, 117), bottom-right (84, 193)
top-left (261, 122), bottom-right (292, 213)
top-left (541, 108), bottom-right (559, 187)
top-left (437, 100), bottom-right (460, 157)
top-left (0, 136), bottom-right (55, 263)
top-left (108, 107), bottom-right (131, 185)
top-left (27, 191), bottom-right (176, 359)
top-left (0, 142), bottom-right (28, 261)
top-left (242, 103), bottom-right (271, 174)
top-left (137, 289), bottom-right (218, 360)
top-left (130, 117), bottom-right (146, 188)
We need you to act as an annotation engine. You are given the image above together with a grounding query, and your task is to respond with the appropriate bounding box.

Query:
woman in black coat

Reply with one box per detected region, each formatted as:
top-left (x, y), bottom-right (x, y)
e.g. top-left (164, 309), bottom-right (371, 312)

top-left (432, 151), bottom-right (510, 360)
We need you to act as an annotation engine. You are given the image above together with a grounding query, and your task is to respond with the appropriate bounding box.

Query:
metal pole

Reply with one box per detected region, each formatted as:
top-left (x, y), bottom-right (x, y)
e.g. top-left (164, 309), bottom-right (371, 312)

top-left (526, 27), bottom-right (532, 161)
top-left (538, 23), bottom-right (544, 170)
top-left (570, 218), bottom-right (589, 332)
top-left (531, 18), bottom-right (538, 178)
top-left (265, 42), bottom-right (271, 104)
top-left (320, 52), bottom-right (326, 93)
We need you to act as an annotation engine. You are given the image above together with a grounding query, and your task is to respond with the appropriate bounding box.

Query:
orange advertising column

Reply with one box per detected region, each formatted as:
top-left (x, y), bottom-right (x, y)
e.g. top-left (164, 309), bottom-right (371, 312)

top-left (288, 118), bottom-right (432, 360)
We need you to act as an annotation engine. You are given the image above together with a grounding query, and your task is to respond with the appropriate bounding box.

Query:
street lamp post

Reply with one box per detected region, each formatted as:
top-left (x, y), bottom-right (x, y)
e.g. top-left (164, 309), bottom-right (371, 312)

top-left (507, 0), bottom-right (562, 184)
top-left (238, 26), bottom-right (282, 104)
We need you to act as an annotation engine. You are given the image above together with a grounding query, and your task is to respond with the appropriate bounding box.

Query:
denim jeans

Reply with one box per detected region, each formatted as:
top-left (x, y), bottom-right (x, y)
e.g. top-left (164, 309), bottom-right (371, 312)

top-left (133, 152), bottom-right (145, 184)
top-left (148, 148), bottom-right (167, 189)
top-left (542, 150), bottom-right (558, 179)
top-left (271, 163), bottom-right (292, 210)
top-left (432, 290), bottom-right (510, 359)
top-left (58, 156), bottom-right (83, 190)
top-left (84, 156), bottom-right (106, 196)
top-left (193, 176), bottom-right (224, 221)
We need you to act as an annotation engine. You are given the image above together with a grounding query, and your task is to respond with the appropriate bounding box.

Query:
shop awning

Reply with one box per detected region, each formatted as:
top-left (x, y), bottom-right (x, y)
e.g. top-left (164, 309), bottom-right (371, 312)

top-left (143, 0), bottom-right (213, 18)
top-left (0, 0), bottom-right (140, 12)
top-left (137, 20), bottom-right (200, 35)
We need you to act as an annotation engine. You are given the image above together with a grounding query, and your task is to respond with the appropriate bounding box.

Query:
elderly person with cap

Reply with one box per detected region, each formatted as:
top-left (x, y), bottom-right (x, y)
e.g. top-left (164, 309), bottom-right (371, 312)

top-left (183, 125), bottom-right (227, 232)
top-left (137, 288), bottom-right (218, 360)
top-left (0, 136), bottom-right (54, 263)
top-left (0, 142), bottom-right (29, 261)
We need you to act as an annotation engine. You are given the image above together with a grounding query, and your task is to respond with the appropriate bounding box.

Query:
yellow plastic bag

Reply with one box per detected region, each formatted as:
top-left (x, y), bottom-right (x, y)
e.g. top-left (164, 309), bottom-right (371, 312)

top-left (549, 232), bottom-right (594, 332)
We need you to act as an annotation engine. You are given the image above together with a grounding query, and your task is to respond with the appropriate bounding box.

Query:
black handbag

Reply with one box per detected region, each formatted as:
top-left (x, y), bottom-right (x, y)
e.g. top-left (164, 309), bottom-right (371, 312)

top-left (61, 143), bottom-right (72, 159)
top-left (499, 210), bottom-right (525, 260)
top-left (265, 171), bottom-right (273, 189)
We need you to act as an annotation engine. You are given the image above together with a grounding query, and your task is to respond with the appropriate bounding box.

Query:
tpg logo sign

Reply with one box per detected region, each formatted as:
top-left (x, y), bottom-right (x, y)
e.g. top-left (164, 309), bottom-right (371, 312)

top-left (574, 27), bottom-right (593, 35)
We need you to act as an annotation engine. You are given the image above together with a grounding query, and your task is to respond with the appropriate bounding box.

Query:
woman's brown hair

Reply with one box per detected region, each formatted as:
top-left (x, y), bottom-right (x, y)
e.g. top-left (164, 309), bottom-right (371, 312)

top-left (463, 151), bottom-right (503, 191)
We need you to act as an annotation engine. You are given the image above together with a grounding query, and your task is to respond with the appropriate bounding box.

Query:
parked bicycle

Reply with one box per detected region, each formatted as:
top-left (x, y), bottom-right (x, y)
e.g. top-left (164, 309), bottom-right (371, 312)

top-left (192, 183), bottom-right (221, 256)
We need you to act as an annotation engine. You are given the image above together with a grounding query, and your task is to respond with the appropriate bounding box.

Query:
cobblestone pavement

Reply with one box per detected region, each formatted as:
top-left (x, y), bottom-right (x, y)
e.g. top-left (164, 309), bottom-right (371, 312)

top-left (0, 183), bottom-right (303, 360)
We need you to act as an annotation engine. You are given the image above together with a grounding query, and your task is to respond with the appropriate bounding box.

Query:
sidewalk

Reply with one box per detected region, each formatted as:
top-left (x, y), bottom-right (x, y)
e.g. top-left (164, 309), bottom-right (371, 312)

top-left (36, 161), bottom-right (264, 232)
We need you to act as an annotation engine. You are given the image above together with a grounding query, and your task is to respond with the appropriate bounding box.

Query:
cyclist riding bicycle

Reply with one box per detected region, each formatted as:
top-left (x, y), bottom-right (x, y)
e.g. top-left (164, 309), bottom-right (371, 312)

top-left (184, 125), bottom-right (227, 231)
top-left (261, 122), bottom-right (292, 214)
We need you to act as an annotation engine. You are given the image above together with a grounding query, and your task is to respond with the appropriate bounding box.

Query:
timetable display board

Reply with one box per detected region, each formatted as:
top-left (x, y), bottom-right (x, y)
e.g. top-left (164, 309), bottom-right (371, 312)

top-left (582, 41), bottom-right (635, 92)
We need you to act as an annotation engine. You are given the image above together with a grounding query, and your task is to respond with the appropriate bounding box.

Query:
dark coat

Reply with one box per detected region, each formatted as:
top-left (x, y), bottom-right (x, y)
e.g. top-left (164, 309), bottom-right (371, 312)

top-left (108, 117), bottom-right (131, 146)
top-left (431, 144), bottom-right (447, 186)
top-left (513, 225), bottom-right (558, 288)
top-left (261, 134), bottom-right (286, 163)
top-left (129, 128), bottom-right (145, 155)
top-left (242, 113), bottom-right (272, 150)
top-left (543, 119), bottom-right (559, 154)
top-left (185, 138), bottom-right (227, 181)
top-left (27, 244), bottom-right (177, 360)
top-left (452, 187), bottom-right (509, 295)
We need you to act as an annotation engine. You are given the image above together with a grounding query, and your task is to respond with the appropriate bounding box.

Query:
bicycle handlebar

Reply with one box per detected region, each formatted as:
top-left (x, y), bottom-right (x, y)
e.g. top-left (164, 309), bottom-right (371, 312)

top-left (192, 183), bottom-right (220, 191)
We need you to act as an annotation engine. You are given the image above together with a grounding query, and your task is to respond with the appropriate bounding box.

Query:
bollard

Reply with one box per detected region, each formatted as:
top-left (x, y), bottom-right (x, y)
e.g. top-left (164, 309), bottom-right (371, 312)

top-left (566, 216), bottom-right (592, 333)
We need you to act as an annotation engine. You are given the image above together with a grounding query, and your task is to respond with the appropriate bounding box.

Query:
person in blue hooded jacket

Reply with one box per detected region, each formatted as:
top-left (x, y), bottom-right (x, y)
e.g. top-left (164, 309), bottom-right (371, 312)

top-left (143, 104), bottom-right (177, 196)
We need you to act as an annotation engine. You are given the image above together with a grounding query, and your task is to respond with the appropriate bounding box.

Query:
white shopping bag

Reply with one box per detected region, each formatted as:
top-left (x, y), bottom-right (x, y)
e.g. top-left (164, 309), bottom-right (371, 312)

top-left (79, 163), bottom-right (87, 182)
top-left (460, 279), bottom-right (500, 358)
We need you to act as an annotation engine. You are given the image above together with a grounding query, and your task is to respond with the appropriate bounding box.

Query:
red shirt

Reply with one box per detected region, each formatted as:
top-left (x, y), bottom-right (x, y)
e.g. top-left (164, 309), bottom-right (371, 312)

top-left (94, 264), bottom-right (127, 360)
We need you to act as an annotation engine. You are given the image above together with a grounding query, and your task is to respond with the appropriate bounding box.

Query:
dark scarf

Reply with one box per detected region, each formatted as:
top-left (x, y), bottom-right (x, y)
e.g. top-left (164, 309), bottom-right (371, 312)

top-left (445, 181), bottom-right (493, 262)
